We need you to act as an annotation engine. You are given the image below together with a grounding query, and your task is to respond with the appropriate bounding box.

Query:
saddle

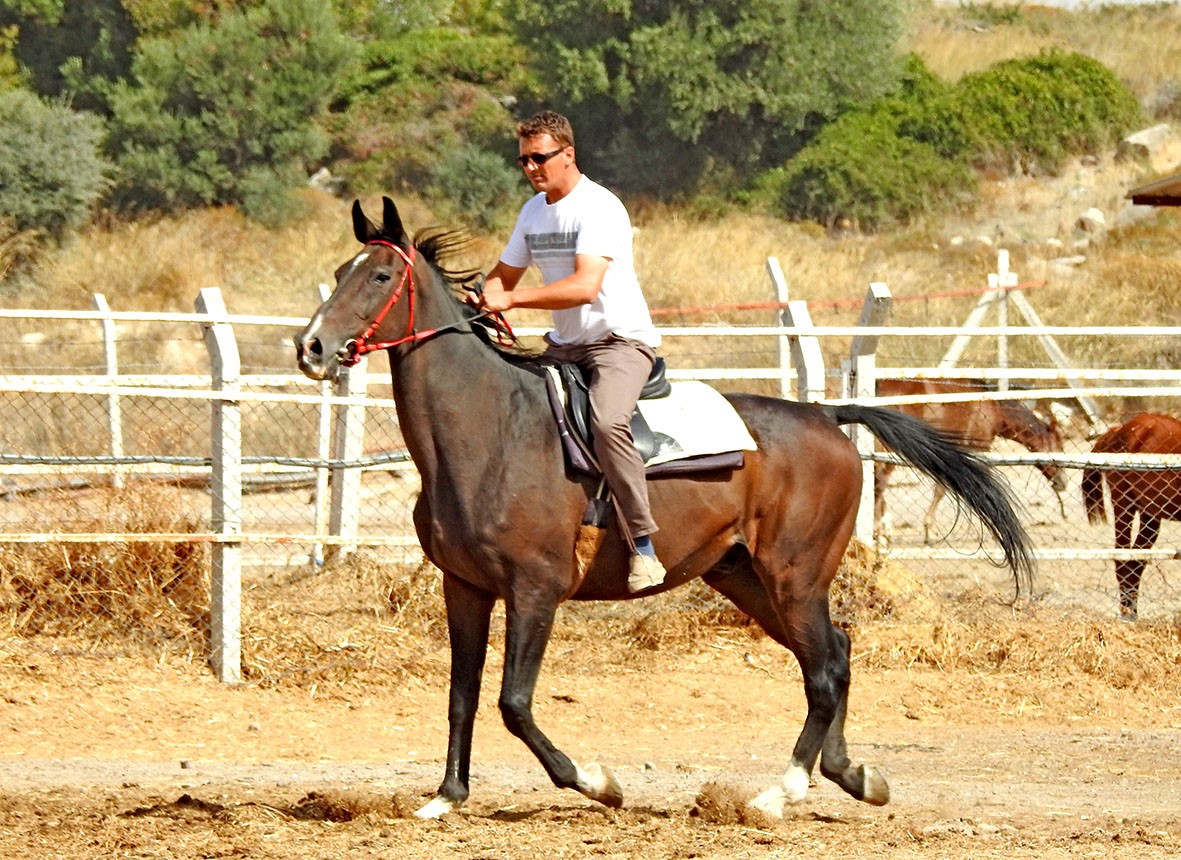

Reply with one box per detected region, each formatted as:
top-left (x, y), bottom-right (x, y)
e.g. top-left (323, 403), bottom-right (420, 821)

top-left (543, 357), bottom-right (757, 478)
top-left (557, 357), bottom-right (671, 464)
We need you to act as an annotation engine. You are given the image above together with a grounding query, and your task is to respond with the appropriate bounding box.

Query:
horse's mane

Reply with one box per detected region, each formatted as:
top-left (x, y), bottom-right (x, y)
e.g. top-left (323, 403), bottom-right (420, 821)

top-left (412, 226), bottom-right (543, 365)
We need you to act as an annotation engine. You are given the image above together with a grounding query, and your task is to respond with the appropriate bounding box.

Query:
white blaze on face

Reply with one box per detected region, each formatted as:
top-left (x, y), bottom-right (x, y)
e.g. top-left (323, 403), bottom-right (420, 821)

top-left (342, 249), bottom-right (372, 283)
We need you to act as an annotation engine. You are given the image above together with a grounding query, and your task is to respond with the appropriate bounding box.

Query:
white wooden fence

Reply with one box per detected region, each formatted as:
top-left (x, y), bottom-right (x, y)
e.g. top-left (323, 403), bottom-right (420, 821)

top-left (2, 252), bottom-right (1179, 680)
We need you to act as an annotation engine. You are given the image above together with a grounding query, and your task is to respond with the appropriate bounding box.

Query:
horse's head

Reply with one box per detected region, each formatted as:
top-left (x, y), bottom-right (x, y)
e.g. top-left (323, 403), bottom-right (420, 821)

top-left (295, 197), bottom-right (416, 381)
top-left (1033, 408), bottom-right (1069, 496)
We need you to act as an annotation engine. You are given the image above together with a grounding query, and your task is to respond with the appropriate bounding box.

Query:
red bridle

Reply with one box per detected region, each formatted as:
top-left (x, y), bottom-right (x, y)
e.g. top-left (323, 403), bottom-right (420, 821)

top-left (340, 238), bottom-right (517, 366)
top-left (341, 239), bottom-right (419, 366)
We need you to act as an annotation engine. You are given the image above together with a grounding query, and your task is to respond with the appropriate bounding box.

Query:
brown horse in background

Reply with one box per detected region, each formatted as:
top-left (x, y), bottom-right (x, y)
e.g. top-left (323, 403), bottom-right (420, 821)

top-left (1082, 412), bottom-right (1181, 620)
top-left (874, 379), bottom-right (1067, 543)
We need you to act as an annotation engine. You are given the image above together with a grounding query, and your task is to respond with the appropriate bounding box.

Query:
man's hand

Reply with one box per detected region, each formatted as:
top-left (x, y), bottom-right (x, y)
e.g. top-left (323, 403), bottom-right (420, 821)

top-left (475, 282), bottom-right (515, 314)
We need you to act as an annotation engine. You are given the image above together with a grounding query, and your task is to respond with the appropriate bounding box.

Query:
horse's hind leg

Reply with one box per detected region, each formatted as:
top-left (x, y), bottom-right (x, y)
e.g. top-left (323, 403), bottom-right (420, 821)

top-left (498, 592), bottom-right (623, 809)
top-left (416, 573), bottom-right (495, 819)
top-left (923, 484), bottom-right (947, 545)
top-left (814, 623), bottom-right (888, 806)
top-left (1116, 508), bottom-right (1159, 621)
top-left (704, 557), bottom-right (889, 815)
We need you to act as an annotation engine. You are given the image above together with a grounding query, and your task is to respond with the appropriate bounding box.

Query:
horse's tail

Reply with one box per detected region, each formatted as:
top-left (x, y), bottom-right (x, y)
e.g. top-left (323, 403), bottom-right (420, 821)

top-left (1080, 468), bottom-right (1107, 524)
top-left (830, 403), bottom-right (1035, 592)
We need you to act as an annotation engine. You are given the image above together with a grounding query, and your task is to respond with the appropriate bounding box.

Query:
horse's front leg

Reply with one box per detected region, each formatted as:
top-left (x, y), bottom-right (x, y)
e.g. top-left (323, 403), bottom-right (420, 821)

top-left (499, 590), bottom-right (623, 809)
top-left (414, 573), bottom-right (495, 819)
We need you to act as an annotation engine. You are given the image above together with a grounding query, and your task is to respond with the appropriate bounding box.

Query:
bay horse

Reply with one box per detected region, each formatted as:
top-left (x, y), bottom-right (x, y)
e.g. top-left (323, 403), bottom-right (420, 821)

top-left (1082, 412), bottom-right (1181, 620)
top-left (294, 198), bottom-right (1033, 820)
top-left (874, 378), bottom-right (1066, 543)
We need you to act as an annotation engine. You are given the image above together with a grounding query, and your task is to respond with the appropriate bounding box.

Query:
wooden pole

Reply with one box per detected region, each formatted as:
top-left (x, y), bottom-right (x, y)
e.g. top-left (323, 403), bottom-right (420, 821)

top-left (92, 294), bottom-right (124, 490)
top-left (848, 282), bottom-right (893, 546)
top-left (196, 288), bottom-right (242, 684)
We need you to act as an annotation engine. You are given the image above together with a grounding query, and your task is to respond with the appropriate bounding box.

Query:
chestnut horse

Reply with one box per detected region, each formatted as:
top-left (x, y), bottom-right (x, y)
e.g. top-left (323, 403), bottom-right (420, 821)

top-left (874, 379), bottom-right (1066, 543)
top-left (1082, 412), bottom-right (1181, 620)
top-left (294, 198), bottom-right (1033, 819)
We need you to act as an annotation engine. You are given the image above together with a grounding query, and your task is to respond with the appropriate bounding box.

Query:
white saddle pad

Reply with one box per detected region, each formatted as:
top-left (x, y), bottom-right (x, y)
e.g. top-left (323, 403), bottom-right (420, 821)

top-left (638, 381), bottom-right (758, 466)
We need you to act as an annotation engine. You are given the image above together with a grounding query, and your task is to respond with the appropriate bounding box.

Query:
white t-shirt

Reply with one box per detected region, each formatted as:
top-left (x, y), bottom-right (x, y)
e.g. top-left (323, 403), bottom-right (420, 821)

top-left (500, 176), bottom-right (661, 348)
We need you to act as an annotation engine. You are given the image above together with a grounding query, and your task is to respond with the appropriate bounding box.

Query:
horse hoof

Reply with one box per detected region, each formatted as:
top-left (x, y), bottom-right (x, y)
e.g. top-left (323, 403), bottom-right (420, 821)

top-left (413, 794), bottom-right (461, 819)
top-left (747, 785), bottom-right (788, 819)
top-left (860, 765), bottom-right (890, 806)
top-left (576, 761), bottom-right (624, 808)
top-left (749, 764), bottom-right (810, 818)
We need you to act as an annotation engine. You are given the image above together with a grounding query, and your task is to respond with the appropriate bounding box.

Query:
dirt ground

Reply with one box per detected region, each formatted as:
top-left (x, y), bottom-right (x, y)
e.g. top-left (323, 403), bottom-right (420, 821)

top-left (2, 608), bottom-right (1180, 860)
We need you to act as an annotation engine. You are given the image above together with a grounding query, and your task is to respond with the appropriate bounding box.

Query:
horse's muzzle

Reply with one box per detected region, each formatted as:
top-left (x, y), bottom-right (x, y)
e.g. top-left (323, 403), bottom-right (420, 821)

top-left (294, 333), bottom-right (338, 381)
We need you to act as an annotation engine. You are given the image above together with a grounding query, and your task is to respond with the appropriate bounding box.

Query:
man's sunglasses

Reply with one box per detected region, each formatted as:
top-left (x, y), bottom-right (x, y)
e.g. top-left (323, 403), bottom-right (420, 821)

top-left (516, 147), bottom-right (567, 167)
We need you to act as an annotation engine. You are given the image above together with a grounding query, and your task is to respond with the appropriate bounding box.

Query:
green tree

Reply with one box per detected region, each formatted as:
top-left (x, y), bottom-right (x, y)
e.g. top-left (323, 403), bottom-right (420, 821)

top-left (0, 0), bottom-right (138, 114)
top-left (507, 0), bottom-right (904, 197)
top-left (0, 89), bottom-right (111, 235)
top-left (103, 0), bottom-right (356, 220)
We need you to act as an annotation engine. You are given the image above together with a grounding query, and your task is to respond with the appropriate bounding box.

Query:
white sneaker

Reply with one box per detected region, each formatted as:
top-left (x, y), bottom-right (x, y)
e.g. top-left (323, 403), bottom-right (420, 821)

top-left (628, 552), bottom-right (666, 592)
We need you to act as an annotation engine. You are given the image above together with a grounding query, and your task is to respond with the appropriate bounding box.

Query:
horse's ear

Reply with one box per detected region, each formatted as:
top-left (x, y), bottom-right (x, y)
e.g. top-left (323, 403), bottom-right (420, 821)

top-left (352, 199), bottom-right (379, 244)
top-left (381, 196), bottom-right (406, 245)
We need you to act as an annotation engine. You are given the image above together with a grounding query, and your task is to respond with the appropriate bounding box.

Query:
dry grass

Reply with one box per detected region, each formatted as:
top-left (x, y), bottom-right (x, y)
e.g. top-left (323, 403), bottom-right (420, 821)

top-left (0, 482), bottom-right (207, 641)
top-left (906, 2), bottom-right (1181, 112)
top-left (222, 540), bottom-right (1181, 701)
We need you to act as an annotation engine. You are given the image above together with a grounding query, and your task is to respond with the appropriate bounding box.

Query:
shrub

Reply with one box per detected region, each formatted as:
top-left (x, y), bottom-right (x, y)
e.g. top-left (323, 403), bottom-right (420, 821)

top-left (326, 28), bottom-right (523, 204)
top-left (0, 89), bottom-right (110, 235)
top-left (933, 49), bottom-right (1143, 175)
top-left (104, 0), bottom-right (356, 218)
top-left (429, 145), bottom-right (522, 232)
top-left (772, 110), bottom-right (974, 231)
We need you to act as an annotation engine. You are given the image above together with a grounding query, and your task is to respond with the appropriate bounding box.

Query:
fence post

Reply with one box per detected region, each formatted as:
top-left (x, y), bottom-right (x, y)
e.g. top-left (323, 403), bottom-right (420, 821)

top-left (92, 293), bottom-right (124, 490)
top-left (782, 299), bottom-right (825, 402)
top-left (995, 250), bottom-right (1016, 393)
top-left (311, 284), bottom-right (333, 566)
top-left (327, 340), bottom-right (368, 562)
top-left (195, 288), bottom-right (242, 684)
top-left (848, 282), bottom-right (893, 546)
top-left (766, 256), bottom-right (793, 399)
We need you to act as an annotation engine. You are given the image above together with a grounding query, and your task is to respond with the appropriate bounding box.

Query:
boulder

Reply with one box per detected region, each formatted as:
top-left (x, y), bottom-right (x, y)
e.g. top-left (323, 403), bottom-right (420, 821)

top-left (1116, 123), bottom-right (1175, 163)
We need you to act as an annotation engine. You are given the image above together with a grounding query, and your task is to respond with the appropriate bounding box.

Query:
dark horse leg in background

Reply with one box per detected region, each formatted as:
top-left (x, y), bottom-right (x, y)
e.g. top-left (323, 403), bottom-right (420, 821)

top-left (418, 572), bottom-right (494, 818)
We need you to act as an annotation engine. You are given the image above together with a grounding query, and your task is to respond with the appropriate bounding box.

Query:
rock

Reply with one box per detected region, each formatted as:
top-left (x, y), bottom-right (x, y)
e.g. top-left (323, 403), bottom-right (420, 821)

top-left (1116, 123), bottom-right (1175, 163)
top-left (308, 167), bottom-right (348, 197)
top-left (1074, 207), bottom-right (1106, 233)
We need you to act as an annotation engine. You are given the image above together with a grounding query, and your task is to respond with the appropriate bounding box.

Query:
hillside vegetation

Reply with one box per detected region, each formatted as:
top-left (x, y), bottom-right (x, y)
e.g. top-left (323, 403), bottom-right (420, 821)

top-left (0, 2), bottom-right (1178, 359)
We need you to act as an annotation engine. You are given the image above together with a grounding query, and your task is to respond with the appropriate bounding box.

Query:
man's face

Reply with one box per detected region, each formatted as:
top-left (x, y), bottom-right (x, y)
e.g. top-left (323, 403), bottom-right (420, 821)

top-left (517, 133), bottom-right (572, 196)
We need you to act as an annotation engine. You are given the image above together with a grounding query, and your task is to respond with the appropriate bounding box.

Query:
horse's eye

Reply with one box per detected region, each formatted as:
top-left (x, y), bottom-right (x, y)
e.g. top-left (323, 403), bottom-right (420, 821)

top-left (374, 271), bottom-right (392, 284)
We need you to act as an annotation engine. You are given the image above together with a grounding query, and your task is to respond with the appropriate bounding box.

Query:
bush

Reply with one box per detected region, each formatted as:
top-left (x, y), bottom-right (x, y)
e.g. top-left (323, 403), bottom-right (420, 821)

top-left (429, 146), bottom-right (522, 232)
top-left (104, 0), bottom-right (356, 217)
top-left (326, 28), bottom-right (523, 204)
top-left (0, 89), bottom-right (110, 235)
top-left (772, 110), bottom-right (974, 231)
top-left (933, 49), bottom-right (1143, 175)
top-left (768, 50), bottom-right (1141, 229)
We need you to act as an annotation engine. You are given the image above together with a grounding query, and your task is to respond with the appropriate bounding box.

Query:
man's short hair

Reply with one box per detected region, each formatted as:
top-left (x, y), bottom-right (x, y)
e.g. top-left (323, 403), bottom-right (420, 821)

top-left (517, 111), bottom-right (574, 148)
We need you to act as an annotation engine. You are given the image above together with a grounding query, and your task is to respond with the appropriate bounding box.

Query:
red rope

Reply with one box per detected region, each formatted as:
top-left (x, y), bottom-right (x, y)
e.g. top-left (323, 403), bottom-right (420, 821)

top-left (649, 279), bottom-right (1048, 317)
